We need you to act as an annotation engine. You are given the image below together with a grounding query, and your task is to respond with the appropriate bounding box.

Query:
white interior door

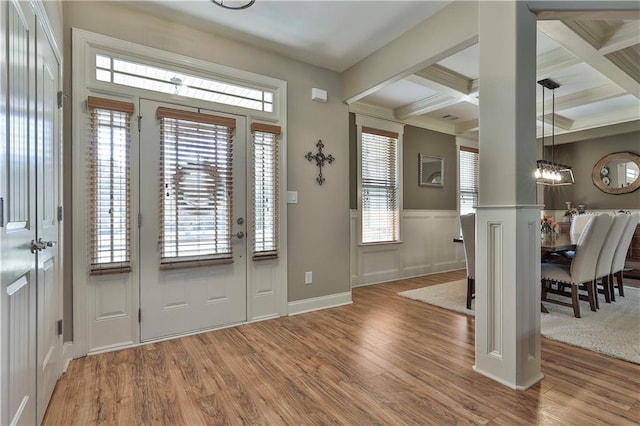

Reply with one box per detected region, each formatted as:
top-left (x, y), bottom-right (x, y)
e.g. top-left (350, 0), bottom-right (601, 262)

top-left (139, 99), bottom-right (247, 341)
top-left (35, 17), bottom-right (61, 425)
top-left (0, 2), bottom-right (37, 425)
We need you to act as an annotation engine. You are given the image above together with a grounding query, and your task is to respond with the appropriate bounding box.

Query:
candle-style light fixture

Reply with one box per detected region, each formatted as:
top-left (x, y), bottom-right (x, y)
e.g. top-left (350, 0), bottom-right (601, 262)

top-left (535, 78), bottom-right (575, 186)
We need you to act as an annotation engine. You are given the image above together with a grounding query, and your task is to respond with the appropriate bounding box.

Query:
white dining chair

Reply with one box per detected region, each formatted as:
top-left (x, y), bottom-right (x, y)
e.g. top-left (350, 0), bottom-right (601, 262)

top-left (570, 213), bottom-right (596, 241)
top-left (609, 212), bottom-right (640, 300)
top-left (541, 214), bottom-right (613, 318)
top-left (460, 213), bottom-right (475, 310)
top-left (594, 214), bottom-right (629, 305)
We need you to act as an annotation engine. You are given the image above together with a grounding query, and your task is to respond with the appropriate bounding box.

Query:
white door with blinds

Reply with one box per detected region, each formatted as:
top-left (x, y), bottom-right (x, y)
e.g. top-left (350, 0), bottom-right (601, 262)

top-left (138, 100), bottom-right (247, 341)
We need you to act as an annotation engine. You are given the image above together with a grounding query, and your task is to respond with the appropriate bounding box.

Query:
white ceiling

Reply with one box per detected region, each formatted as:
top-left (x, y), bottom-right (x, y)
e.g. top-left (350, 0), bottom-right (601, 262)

top-left (127, 1), bottom-right (640, 142)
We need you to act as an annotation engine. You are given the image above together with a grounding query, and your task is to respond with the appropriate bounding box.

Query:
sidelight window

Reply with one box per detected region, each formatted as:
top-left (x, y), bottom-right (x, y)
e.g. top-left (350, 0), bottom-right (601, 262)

top-left (251, 123), bottom-right (281, 259)
top-left (88, 96), bottom-right (134, 274)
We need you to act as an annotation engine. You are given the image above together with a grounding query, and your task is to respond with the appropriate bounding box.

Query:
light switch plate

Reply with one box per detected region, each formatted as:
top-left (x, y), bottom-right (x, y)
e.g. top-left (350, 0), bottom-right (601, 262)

top-left (287, 191), bottom-right (298, 204)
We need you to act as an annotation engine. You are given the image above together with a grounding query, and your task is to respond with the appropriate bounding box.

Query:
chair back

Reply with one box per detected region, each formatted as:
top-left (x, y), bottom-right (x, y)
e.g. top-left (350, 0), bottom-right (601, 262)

top-left (570, 214), bottom-right (595, 241)
top-left (570, 214), bottom-right (613, 284)
top-left (611, 212), bottom-right (640, 274)
top-left (460, 213), bottom-right (476, 279)
top-left (595, 214), bottom-right (630, 279)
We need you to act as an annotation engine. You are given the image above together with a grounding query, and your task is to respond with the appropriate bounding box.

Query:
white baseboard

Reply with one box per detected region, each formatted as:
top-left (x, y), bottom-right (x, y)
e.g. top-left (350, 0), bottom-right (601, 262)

top-left (62, 342), bottom-right (74, 372)
top-left (287, 291), bottom-right (352, 316)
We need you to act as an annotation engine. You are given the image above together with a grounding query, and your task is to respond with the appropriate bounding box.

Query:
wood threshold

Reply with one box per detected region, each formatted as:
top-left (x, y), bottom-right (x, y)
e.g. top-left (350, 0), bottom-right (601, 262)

top-left (43, 270), bottom-right (640, 425)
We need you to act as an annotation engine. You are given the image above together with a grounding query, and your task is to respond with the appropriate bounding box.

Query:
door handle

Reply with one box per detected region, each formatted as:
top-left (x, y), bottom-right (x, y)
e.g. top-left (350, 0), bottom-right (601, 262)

top-left (31, 239), bottom-right (46, 253)
top-left (40, 238), bottom-right (56, 247)
top-left (233, 231), bottom-right (245, 239)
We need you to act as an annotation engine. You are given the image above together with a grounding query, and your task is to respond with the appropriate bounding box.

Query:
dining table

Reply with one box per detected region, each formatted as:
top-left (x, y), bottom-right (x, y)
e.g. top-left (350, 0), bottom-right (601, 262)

top-left (454, 233), bottom-right (577, 314)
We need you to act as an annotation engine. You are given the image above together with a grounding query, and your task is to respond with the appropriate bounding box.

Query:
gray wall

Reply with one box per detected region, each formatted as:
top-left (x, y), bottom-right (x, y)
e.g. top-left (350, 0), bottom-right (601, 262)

top-left (544, 131), bottom-right (640, 210)
top-left (349, 114), bottom-right (457, 210)
top-left (62, 1), bottom-right (350, 340)
top-left (403, 125), bottom-right (456, 210)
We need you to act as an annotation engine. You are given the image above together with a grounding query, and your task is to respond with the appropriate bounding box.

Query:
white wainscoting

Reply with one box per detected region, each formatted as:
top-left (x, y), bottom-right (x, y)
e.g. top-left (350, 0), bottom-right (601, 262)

top-left (351, 210), bottom-right (466, 287)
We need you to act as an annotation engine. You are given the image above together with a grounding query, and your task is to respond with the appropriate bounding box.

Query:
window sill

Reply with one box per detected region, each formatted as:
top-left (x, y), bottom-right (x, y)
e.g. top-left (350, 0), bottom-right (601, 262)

top-left (358, 240), bottom-right (403, 247)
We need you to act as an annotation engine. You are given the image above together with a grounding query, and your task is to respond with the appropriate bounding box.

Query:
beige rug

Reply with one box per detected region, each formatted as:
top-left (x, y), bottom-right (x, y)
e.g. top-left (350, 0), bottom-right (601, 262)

top-left (398, 280), bottom-right (640, 364)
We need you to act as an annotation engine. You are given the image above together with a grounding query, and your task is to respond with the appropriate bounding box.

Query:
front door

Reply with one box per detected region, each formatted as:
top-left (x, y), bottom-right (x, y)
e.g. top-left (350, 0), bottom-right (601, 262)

top-left (35, 17), bottom-right (62, 425)
top-left (139, 99), bottom-right (247, 341)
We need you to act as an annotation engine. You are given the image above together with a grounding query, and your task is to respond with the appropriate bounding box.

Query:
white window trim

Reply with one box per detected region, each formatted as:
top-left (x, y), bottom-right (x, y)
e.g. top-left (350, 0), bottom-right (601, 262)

top-left (356, 114), bottom-right (404, 246)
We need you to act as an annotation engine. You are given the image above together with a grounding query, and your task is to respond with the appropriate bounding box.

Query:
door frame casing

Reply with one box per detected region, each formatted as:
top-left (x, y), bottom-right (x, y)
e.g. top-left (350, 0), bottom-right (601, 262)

top-left (71, 29), bottom-right (288, 357)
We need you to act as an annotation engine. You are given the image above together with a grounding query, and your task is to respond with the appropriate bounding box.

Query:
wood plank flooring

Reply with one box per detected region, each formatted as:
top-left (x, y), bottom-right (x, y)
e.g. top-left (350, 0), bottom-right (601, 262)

top-left (44, 270), bottom-right (640, 425)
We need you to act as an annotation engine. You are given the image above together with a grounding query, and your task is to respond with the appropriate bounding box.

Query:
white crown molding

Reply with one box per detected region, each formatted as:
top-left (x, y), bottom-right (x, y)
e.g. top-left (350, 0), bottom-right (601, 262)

top-left (542, 113), bottom-right (575, 131)
top-left (455, 118), bottom-right (479, 134)
top-left (549, 120), bottom-right (639, 144)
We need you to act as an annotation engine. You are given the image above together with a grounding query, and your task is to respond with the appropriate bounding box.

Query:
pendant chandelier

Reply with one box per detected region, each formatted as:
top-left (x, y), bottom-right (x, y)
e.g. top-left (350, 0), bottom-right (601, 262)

top-left (210, 0), bottom-right (255, 10)
top-left (535, 78), bottom-right (575, 186)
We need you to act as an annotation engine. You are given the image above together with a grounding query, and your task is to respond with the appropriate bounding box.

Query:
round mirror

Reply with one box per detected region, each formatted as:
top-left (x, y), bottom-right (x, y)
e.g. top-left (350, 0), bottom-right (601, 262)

top-left (592, 151), bottom-right (640, 194)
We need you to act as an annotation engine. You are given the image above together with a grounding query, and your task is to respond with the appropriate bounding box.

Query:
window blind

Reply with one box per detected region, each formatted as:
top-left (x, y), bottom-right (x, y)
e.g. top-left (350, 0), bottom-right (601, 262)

top-left (251, 123), bottom-right (280, 260)
top-left (158, 107), bottom-right (236, 269)
top-left (87, 96), bottom-right (134, 275)
top-left (459, 147), bottom-right (479, 215)
top-left (361, 127), bottom-right (399, 244)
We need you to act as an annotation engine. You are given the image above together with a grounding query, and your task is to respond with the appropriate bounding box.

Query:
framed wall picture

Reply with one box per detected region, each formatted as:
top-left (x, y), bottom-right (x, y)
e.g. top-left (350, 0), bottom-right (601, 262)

top-left (419, 153), bottom-right (443, 187)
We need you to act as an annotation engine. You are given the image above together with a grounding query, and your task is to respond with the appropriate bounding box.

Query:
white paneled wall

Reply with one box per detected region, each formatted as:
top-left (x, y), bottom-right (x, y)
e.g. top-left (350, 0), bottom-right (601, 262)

top-left (351, 210), bottom-right (466, 287)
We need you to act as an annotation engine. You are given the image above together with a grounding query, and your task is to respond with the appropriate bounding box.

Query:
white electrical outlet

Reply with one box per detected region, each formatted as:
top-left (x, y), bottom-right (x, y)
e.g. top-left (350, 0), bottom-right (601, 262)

top-left (305, 271), bottom-right (312, 284)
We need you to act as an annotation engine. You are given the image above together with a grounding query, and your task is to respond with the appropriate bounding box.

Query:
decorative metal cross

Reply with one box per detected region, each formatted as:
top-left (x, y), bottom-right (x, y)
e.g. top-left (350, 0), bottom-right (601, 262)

top-left (305, 140), bottom-right (335, 185)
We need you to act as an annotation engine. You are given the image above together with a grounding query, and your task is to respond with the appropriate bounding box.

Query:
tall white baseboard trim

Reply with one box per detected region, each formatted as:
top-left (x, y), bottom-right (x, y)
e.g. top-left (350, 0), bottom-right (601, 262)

top-left (288, 292), bottom-right (352, 316)
top-left (62, 342), bottom-right (74, 372)
top-left (351, 267), bottom-right (465, 288)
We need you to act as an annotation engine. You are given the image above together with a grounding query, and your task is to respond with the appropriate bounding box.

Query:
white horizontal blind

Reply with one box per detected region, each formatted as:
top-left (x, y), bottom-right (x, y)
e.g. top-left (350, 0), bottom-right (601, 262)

top-left (361, 127), bottom-right (399, 244)
top-left (158, 107), bottom-right (236, 268)
top-left (87, 96), bottom-right (134, 275)
top-left (251, 123), bottom-right (280, 260)
top-left (459, 147), bottom-right (479, 215)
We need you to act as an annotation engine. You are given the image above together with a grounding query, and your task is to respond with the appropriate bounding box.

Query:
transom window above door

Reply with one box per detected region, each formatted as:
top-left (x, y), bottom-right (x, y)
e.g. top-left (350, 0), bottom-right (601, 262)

top-left (95, 53), bottom-right (274, 113)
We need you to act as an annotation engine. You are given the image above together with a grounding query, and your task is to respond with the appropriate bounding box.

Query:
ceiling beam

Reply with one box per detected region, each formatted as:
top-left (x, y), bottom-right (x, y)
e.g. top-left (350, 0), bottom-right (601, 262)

top-left (538, 20), bottom-right (640, 98)
top-left (455, 119), bottom-right (479, 134)
top-left (536, 47), bottom-right (581, 76)
top-left (394, 93), bottom-right (462, 120)
top-left (542, 113), bottom-right (575, 130)
top-left (547, 120), bottom-right (640, 144)
top-left (415, 64), bottom-right (473, 95)
top-left (606, 47), bottom-right (640, 83)
top-left (536, 82), bottom-right (627, 114)
top-left (341, 1), bottom-right (478, 104)
top-left (600, 20), bottom-right (640, 54)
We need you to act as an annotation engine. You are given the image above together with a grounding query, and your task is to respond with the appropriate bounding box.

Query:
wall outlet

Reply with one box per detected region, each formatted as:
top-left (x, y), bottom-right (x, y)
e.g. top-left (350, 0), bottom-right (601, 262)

top-left (305, 271), bottom-right (312, 284)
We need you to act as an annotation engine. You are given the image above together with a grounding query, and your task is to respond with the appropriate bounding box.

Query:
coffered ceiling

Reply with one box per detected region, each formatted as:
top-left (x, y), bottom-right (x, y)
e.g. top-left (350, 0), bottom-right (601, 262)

top-left (125, 1), bottom-right (639, 142)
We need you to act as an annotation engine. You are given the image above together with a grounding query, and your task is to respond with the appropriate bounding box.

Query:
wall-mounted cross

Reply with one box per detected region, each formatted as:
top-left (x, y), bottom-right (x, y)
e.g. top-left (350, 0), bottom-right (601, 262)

top-left (305, 140), bottom-right (335, 185)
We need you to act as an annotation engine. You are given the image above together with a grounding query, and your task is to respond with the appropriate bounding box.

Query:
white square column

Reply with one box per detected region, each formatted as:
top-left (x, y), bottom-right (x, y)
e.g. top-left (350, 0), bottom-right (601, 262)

top-left (474, 1), bottom-right (543, 389)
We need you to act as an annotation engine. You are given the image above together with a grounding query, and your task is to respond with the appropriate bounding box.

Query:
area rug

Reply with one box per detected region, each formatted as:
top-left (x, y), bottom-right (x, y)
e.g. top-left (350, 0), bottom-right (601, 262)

top-left (398, 280), bottom-right (640, 364)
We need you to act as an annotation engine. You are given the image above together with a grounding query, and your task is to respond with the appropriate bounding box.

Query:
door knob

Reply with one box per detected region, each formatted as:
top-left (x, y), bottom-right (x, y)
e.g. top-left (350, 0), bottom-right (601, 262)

top-left (30, 239), bottom-right (46, 253)
top-left (233, 231), bottom-right (245, 239)
top-left (40, 238), bottom-right (56, 247)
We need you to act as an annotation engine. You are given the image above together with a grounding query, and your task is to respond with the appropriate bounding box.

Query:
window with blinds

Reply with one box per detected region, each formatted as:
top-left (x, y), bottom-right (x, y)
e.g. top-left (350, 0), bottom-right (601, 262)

top-left (251, 123), bottom-right (280, 260)
top-left (88, 96), bottom-right (134, 275)
top-left (459, 147), bottom-right (479, 215)
top-left (158, 107), bottom-right (236, 269)
top-left (361, 127), bottom-right (399, 244)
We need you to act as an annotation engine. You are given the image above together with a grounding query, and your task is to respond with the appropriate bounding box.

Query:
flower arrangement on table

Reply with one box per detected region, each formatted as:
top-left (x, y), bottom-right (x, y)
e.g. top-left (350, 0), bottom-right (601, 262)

top-left (540, 215), bottom-right (558, 235)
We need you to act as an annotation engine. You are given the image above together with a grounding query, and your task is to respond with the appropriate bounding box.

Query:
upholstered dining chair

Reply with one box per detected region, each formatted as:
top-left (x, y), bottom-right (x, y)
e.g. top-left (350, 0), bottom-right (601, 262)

top-left (460, 213), bottom-right (475, 310)
top-left (609, 212), bottom-right (640, 301)
top-left (570, 213), bottom-right (596, 241)
top-left (541, 214), bottom-right (613, 318)
top-left (594, 214), bottom-right (629, 305)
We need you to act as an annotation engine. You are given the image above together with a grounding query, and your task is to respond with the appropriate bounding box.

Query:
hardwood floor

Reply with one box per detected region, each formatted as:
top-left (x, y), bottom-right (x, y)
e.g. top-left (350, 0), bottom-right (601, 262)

top-left (44, 270), bottom-right (640, 425)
